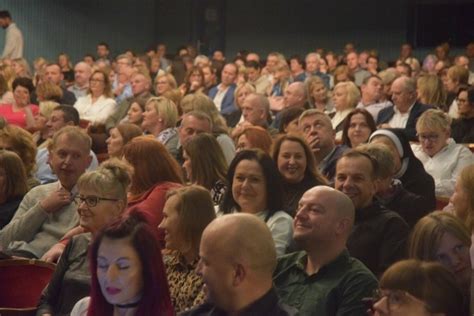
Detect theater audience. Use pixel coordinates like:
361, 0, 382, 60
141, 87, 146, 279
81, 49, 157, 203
370, 128, 436, 215
159, 186, 216, 313
208, 63, 238, 115
446, 65, 470, 118
37, 159, 131, 315
341, 108, 377, 148
412, 109, 474, 197
183, 213, 297, 316
124, 95, 148, 126
278, 107, 304, 135
70, 213, 174, 316
274, 186, 378, 315
356, 75, 392, 121
449, 164, 474, 227
331, 81, 360, 140
335, 149, 409, 276
370, 259, 466, 316
182, 133, 227, 205
33, 100, 59, 147
0, 77, 38, 130
180, 66, 205, 95
105, 123, 142, 158
74, 69, 116, 126
0, 126, 91, 259
220, 149, 293, 256
416, 74, 447, 109
224, 82, 255, 128
272, 134, 327, 215
154, 73, 178, 97
43, 63, 77, 105
409, 211, 471, 299
68, 62, 92, 99
0, 150, 28, 229
305, 76, 334, 115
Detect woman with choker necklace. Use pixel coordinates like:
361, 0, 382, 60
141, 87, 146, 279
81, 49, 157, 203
272, 134, 328, 216
71, 212, 174, 316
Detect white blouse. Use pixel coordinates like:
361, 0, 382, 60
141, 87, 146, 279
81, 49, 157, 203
74, 94, 117, 125
412, 139, 474, 197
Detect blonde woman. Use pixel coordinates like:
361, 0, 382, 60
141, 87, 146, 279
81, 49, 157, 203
331, 81, 361, 140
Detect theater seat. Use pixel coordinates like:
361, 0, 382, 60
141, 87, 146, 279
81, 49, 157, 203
0, 259, 55, 313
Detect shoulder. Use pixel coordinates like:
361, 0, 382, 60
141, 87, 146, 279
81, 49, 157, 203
70, 296, 90, 316
25, 182, 58, 196
275, 251, 305, 275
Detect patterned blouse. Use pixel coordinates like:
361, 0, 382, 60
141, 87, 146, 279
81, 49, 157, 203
163, 251, 205, 313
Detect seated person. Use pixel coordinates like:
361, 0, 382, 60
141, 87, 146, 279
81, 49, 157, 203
411, 109, 474, 197
159, 185, 216, 313
335, 150, 409, 276
183, 213, 297, 316
37, 159, 130, 315
35, 105, 98, 184
0, 126, 92, 259
451, 87, 474, 143
274, 186, 378, 315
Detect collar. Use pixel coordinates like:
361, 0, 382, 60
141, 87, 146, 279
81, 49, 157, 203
355, 200, 385, 222
294, 249, 350, 276
394, 101, 415, 115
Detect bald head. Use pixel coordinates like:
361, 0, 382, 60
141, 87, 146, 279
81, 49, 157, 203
284, 82, 306, 108
74, 62, 92, 87
202, 213, 276, 274
309, 186, 355, 223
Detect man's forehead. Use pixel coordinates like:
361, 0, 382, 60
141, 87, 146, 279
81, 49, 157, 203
301, 115, 330, 126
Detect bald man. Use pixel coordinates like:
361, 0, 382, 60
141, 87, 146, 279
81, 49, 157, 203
184, 213, 297, 315
68, 62, 92, 99
271, 82, 309, 130
274, 186, 378, 315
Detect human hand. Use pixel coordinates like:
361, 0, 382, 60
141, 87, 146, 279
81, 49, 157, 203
41, 243, 66, 263
40, 187, 73, 214
306, 134, 321, 153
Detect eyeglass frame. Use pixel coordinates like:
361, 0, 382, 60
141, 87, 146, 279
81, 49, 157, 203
73, 195, 120, 208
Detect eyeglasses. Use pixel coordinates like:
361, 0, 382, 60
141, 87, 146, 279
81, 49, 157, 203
417, 133, 440, 142
73, 195, 119, 208
366, 289, 430, 313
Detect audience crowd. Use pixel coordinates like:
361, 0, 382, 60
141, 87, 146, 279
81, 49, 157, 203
1, 23, 474, 315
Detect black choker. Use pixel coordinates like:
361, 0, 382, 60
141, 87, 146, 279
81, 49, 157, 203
115, 301, 140, 308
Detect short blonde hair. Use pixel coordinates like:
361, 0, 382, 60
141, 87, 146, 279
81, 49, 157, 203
333, 81, 361, 108
146, 96, 178, 129
416, 109, 451, 133
39, 101, 60, 120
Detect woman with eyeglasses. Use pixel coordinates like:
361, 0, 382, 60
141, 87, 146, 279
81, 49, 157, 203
451, 87, 474, 144
369, 259, 466, 316
73, 69, 116, 126
408, 211, 471, 298
411, 109, 474, 197
36, 158, 131, 316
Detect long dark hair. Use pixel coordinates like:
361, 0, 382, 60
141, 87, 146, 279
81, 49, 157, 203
220, 149, 284, 221
87, 212, 174, 316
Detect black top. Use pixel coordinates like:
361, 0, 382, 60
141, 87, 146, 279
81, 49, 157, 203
180, 288, 298, 316
0, 197, 22, 229
451, 117, 474, 144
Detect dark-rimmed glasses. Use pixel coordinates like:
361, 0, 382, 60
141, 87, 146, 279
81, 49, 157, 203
73, 195, 119, 208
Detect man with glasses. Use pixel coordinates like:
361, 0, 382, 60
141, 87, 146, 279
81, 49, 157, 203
273, 186, 378, 315
0, 126, 92, 259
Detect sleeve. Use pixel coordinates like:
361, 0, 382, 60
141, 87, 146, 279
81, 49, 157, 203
436, 147, 474, 197
92, 98, 117, 125
336, 271, 378, 316
36, 238, 75, 314
2, 28, 17, 58
0, 189, 49, 250
216, 134, 236, 165
378, 216, 409, 276
267, 212, 293, 257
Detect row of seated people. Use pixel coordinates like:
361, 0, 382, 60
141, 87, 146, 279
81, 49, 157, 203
0, 113, 473, 314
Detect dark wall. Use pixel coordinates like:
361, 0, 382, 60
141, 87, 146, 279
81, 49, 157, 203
0, 0, 468, 65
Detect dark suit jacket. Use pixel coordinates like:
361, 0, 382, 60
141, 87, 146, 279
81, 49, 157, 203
376, 102, 432, 141
208, 83, 237, 115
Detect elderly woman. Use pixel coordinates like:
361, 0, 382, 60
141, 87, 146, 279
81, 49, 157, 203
370, 259, 465, 316
451, 87, 474, 143
141, 96, 179, 155
409, 211, 471, 298
0, 77, 38, 131
0, 150, 28, 229
159, 185, 216, 312
73, 69, 116, 125
272, 134, 327, 215
411, 109, 474, 197
70, 213, 174, 316
183, 133, 227, 205
0, 124, 38, 188
105, 123, 143, 158
331, 81, 361, 140
220, 149, 293, 256
37, 159, 131, 315
305, 75, 334, 115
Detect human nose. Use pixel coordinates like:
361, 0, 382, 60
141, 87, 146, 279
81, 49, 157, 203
372, 296, 389, 315
106, 264, 119, 282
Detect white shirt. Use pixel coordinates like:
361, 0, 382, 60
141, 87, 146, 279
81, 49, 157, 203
356, 100, 392, 122
412, 139, 474, 197
448, 99, 459, 119
212, 84, 229, 112
388, 103, 414, 128
74, 94, 117, 125
2, 23, 23, 59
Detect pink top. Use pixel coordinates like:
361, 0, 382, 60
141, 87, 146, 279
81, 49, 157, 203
0, 104, 39, 129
